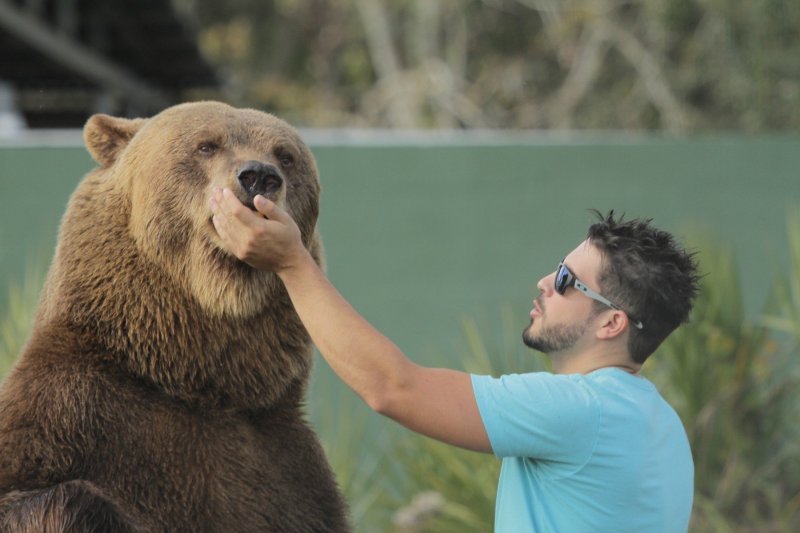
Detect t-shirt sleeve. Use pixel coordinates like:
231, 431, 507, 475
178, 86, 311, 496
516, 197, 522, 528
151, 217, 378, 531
471, 372, 599, 463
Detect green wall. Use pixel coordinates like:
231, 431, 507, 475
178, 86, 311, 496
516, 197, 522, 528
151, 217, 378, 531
1, 135, 799, 365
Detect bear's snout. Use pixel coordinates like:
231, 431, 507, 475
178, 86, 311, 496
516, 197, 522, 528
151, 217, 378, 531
237, 161, 284, 208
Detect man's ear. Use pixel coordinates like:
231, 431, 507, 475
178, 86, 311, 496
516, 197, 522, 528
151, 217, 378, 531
595, 310, 630, 340
83, 114, 147, 167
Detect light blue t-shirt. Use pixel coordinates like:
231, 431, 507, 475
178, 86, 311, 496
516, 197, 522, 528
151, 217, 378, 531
471, 368, 693, 533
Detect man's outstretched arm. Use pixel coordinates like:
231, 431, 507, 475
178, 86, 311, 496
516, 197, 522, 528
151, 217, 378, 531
209, 188, 492, 453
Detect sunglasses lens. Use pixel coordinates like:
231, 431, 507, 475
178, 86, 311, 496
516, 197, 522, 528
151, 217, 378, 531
555, 263, 570, 294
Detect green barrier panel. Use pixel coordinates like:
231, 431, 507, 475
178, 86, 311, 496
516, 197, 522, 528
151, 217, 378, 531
1, 136, 799, 364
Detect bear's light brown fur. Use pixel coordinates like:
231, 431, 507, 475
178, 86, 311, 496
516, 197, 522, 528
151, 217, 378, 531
0, 101, 349, 532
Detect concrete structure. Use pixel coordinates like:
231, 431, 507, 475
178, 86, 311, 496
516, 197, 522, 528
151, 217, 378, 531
0, 0, 217, 128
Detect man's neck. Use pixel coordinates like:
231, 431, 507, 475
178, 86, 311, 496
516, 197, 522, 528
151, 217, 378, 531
549, 349, 641, 375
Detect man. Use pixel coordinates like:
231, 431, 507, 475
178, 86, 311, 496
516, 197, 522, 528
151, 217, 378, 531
209, 188, 699, 532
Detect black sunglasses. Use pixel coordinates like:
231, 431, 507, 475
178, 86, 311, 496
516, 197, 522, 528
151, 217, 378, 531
555, 261, 644, 330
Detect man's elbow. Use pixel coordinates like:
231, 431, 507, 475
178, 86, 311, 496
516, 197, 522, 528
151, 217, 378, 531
363, 368, 415, 419
364, 392, 391, 416
363, 384, 402, 417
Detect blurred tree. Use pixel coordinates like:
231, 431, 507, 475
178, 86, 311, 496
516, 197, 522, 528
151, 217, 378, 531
172, 0, 800, 129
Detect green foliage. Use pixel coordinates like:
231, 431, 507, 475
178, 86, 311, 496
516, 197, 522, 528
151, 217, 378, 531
0, 263, 44, 377
644, 225, 800, 531
177, 0, 800, 131
762, 209, 800, 344
309, 367, 404, 530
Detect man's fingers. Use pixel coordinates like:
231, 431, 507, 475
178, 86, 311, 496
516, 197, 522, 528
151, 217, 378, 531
254, 195, 292, 224
210, 189, 254, 250
210, 188, 289, 226
218, 188, 258, 221
210, 213, 225, 238
210, 213, 236, 253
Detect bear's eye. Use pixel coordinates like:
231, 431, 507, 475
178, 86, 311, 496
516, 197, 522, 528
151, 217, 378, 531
277, 151, 294, 168
197, 142, 219, 155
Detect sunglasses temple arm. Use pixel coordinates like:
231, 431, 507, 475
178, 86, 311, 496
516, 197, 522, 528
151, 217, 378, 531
574, 280, 643, 330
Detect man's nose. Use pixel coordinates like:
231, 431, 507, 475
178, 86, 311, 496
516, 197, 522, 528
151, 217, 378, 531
536, 271, 555, 295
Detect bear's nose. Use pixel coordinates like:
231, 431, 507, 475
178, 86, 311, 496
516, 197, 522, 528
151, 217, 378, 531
236, 161, 283, 204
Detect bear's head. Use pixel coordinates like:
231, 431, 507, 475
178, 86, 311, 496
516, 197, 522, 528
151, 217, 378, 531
27, 102, 326, 406
82, 101, 322, 317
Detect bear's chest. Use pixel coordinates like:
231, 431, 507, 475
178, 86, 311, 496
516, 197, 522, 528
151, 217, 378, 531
90, 394, 342, 531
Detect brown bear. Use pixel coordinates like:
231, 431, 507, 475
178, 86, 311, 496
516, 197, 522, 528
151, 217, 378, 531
0, 101, 350, 532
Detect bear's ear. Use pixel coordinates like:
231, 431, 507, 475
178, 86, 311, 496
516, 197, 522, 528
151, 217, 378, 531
83, 114, 147, 167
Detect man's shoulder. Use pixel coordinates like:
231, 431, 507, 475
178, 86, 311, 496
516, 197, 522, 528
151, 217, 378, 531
472, 371, 602, 426
473, 371, 598, 399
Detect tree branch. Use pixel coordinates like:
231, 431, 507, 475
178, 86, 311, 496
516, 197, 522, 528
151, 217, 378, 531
601, 17, 691, 132
354, 0, 417, 127
544, 23, 610, 128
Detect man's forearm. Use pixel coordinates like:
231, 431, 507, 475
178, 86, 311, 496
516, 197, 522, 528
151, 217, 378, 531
278, 251, 414, 413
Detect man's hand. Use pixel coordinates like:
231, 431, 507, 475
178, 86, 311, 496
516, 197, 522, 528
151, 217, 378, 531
209, 187, 309, 274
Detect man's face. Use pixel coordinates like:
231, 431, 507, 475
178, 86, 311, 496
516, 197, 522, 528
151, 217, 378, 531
522, 240, 603, 354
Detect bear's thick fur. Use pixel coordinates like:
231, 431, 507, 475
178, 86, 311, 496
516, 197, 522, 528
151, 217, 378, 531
0, 102, 349, 532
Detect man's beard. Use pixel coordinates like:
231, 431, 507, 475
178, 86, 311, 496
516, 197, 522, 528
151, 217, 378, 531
522, 317, 590, 354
